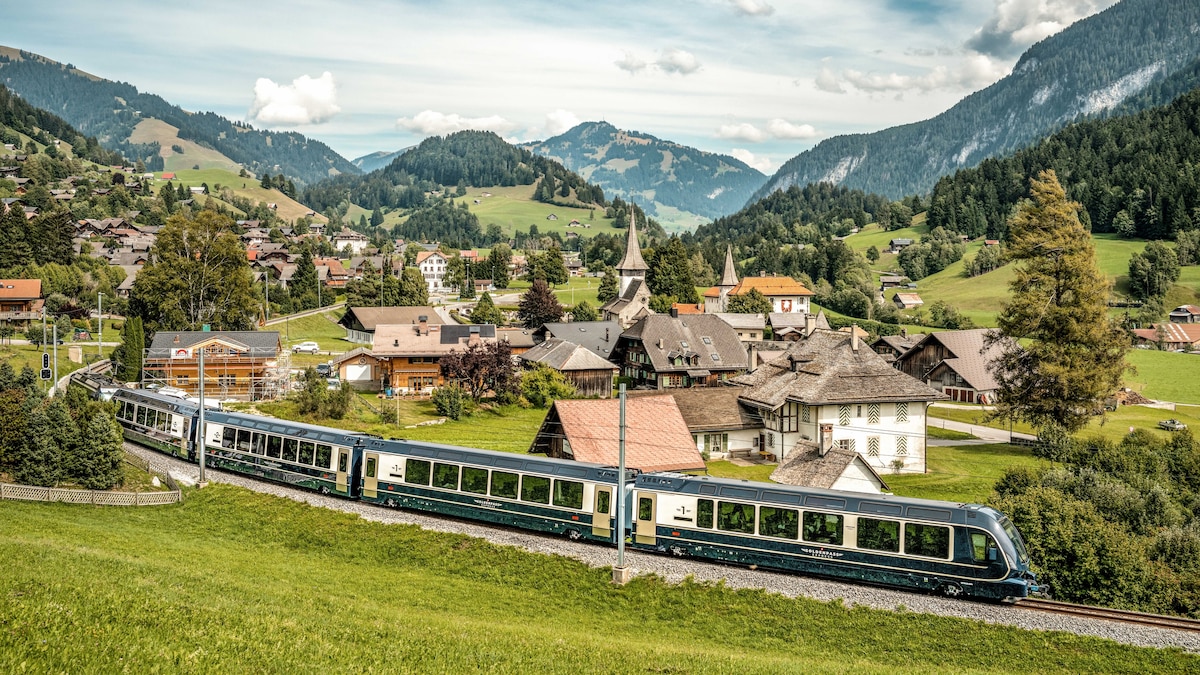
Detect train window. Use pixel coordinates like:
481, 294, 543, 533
461, 467, 488, 494
802, 512, 844, 546
521, 475, 551, 504
433, 463, 460, 490
237, 429, 252, 453
490, 471, 519, 499
717, 502, 755, 534
338, 452, 348, 473
298, 441, 315, 465
251, 433, 266, 455
596, 490, 611, 516
266, 435, 282, 459
759, 507, 799, 540
970, 532, 997, 563
904, 523, 950, 559
222, 427, 236, 449
552, 480, 583, 509
697, 499, 714, 528
159, 413, 170, 432
365, 457, 377, 479
316, 445, 332, 468
856, 518, 900, 552
283, 438, 299, 463
136, 406, 147, 426
405, 459, 431, 486
638, 497, 653, 521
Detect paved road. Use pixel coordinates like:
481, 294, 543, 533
927, 410, 1037, 445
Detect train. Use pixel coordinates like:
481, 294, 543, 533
111, 386, 1041, 601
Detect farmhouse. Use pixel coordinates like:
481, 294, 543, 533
1132, 323, 1200, 351
338, 306, 445, 345
0, 278, 43, 326
534, 321, 623, 361
371, 321, 498, 393
613, 312, 748, 389
1169, 305, 1200, 324
895, 329, 1014, 404
892, 292, 924, 310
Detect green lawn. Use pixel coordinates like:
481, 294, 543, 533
456, 185, 624, 239
887, 443, 1048, 503
844, 220, 929, 254
928, 402, 1200, 444
2, 487, 1188, 673
0, 341, 115, 380
275, 309, 363, 354
503, 276, 604, 308
1125, 349, 1200, 403
704, 460, 777, 483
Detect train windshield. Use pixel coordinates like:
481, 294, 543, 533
998, 516, 1030, 565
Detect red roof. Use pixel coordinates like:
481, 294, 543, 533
671, 303, 704, 315
161, 172, 176, 180
545, 396, 704, 472
0, 279, 42, 300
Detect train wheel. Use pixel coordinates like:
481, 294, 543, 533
319, 486, 330, 496
939, 582, 963, 598
567, 528, 583, 541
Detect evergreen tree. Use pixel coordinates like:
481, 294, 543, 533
489, 243, 512, 289
1128, 241, 1180, 302
290, 248, 321, 311
115, 317, 144, 383
989, 171, 1128, 432
370, 207, 384, 228
517, 279, 563, 328
570, 300, 598, 322
460, 259, 476, 300
541, 245, 569, 285
597, 267, 618, 303
397, 267, 429, 306
260, 173, 273, 190
73, 412, 124, 490
14, 405, 61, 487
470, 292, 503, 325
381, 266, 401, 306
646, 236, 699, 303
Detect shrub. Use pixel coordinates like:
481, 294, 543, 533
432, 383, 470, 420
522, 365, 576, 408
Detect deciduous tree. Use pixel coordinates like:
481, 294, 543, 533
439, 341, 517, 402
726, 288, 772, 314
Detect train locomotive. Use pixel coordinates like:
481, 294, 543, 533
112, 387, 1040, 601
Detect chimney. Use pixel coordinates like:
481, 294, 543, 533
418, 315, 428, 335
468, 325, 481, 346
819, 423, 833, 457
851, 324, 860, 352
900, 327, 907, 338
657, 338, 664, 349
604, 327, 610, 342
804, 313, 816, 338
670, 307, 679, 318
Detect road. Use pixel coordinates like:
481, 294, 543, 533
926, 406, 1038, 445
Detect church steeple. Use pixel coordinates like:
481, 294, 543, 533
617, 209, 648, 296
719, 244, 738, 288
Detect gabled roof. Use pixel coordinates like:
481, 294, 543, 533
871, 333, 925, 357
416, 250, 447, 265
770, 442, 888, 491
656, 387, 760, 432
314, 257, 347, 277
340, 306, 444, 332
537, 396, 704, 472
894, 292, 923, 306
1170, 305, 1200, 316
732, 328, 945, 408
898, 329, 1013, 392
600, 277, 650, 315
331, 346, 379, 366
708, 275, 814, 298
0, 279, 41, 299
768, 311, 829, 332
1133, 323, 1200, 345
520, 338, 619, 372
372, 323, 497, 356
496, 327, 537, 349
620, 314, 748, 373
713, 312, 765, 331
147, 331, 280, 357
536, 321, 623, 359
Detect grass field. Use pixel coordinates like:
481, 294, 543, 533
704, 460, 777, 483
274, 308, 361, 353
928, 402, 1200, 444
1125, 349, 1200, 403
887, 443, 1048, 503
3, 487, 1190, 673
456, 185, 623, 238
500, 276, 604, 309
0, 341, 115, 380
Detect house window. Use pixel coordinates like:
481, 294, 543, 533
766, 432, 775, 449
897, 436, 908, 456
896, 402, 909, 424
782, 402, 799, 433
856, 405, 862, 417
867, 403, 880, 424
835, 438, 855, 453
838, 405, 850, 426
705, 433, 728, 454
867, 436, 880, 457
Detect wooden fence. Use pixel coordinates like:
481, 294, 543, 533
0, 483, 181, 505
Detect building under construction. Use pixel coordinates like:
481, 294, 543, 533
141, 330, 289, 401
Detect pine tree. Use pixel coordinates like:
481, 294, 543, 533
290, 248, 320, 311
73, 412, 124, 490
517, 279, 563, 329
597, 267, 618, 303
15, 405, 61, 487
646, 236, 699, 303
470, 292, 503, 325
989, 171, 1128, 432
570, 300, 598, 322
397, 267, 429, 306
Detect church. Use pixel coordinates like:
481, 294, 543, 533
600, 212, 653, 328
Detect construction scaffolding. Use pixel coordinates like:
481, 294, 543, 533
141, 349, 291, 401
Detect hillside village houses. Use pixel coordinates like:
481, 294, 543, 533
703, 245, 815, 315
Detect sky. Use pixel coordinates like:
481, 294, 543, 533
3, 0, 1118, 174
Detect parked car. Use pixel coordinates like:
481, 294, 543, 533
315, 362, 332, 377
292, 341, 320, 354
325, 377, 342, 391
1158, 419, 1188, 431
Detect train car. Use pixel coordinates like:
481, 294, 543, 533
356, 437, 635, 544
113, 389, 199, 460
629, 473, 1038, 600
198, 410, 371, 498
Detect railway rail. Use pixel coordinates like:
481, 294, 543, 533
1015, 597, 1200, 634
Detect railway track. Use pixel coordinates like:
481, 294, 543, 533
1015, 597, 1200, 633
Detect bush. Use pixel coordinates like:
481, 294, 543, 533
522, 365, 576, 408
432, 383, 470, 420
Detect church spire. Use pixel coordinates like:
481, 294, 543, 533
719, 244, 738, 288
617, 209, 648, 273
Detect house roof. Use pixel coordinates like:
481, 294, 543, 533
894, 292, 923, 306
496, 327, 537, 349
540, 396, 704, 472
147, 331, 280, 358
314, 257, 347, 277
620, 314, 748, 373
731, 276, 814, 297
536, 321, 623, 359
768, 311, 829, 332
1170, 305, 1200, 316
372, 323, 497, 356
871, 333, 925, 357
520, 338, 619, 372
713, 312, 765, 331
601, 277, 650, 315
769, 442, 888, 491
1134, 323, 1200, 345
900, 329, 1013, 392
0, 278, 42, 300
732, 328, 946, 408
416, 250, 446, 265
331, 346, 379, 367
652, 387, 760, 432
340, 306, 444, 332
671, 303, 704, 315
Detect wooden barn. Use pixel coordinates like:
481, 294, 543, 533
519, 338, 618, 398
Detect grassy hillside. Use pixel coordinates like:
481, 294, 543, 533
1, 487, 1191, 673
456, 185, 622, 238
148, 166, 325, 224
129, 118, 239, 172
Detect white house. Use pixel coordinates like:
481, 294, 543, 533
416, 250, 449, 293
332, 228, 370, 256
730, 328, 946, 474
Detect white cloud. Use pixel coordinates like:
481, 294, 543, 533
820, 54, 1010, 95
730, 0, 774, 17
657, 48, 700, 75
716, 122, 766, 142
396, 110, 517, 135
248, 72, 340, 126
766, 118, 817, 139
615, 51, 647, 74
730, 148, 775, 173
544, 109, 581, 136
966, 0, 1119, 58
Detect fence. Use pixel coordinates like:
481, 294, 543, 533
0, 483, 181, 506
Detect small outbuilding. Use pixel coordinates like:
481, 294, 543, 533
519, 338, 618, 398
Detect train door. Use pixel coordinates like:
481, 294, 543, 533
635, 491, 657, 545
592, 486, 613, 539
363, 452, 379, 499
180, 418, 191, 460
336, 448, 350, 494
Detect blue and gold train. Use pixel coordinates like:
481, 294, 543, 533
113, 387, 1041, 601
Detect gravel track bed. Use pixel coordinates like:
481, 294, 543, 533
127, 444, 1200, 654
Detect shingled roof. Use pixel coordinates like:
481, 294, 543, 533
650, 387, 760, 433
536, 321, 623, 359
620, 314, 748, 374
732, 328, 945, 409
769, 442, 888, 491
531, 396, 704, 473
147, 331, 280, 358
340, 306, 444, 332
520, 338, 618, 372
903, 329, 1013, 392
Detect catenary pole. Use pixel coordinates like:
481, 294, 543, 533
97, 292, 104, 361
614, 383, 627, 583
198, 347, 206, 485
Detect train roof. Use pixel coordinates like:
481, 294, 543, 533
636, 473, 1000, 526
205, 409, 370, 447
362, 436, 631, 484
113, 388, 200, 415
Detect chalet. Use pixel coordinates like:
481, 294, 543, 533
731, 328, 946, 474
416, 251, 450, 293
529, 396, 704, 473
143, 331, 284, 401
893, 292, 924, 310
473, 279, 495, 294
160, 172, 176, 180
519, 338, 619, 398
189, 186, 206, 195
0, 279, 43, 326
116, 265, 141, 298
870, 330, 925, 364
338, 306, 445, 344
314, 258, 349, 288
1169, 305, 1200, 324
600, 214, 653, 328
879, 275, 905, 290
614, 312, 748, 389
1132, 323, 1200, 351
535, 321, 623, 362
371, 321, 498, 393
895, 329, 1014, 404
332, 228, 369, 255
984, 239, 1000, 247
496, 327, 537, 355
348, 255, 403, 277
332, 347, 387, 391
888, 238, 914, 253
664, 387, 761, 460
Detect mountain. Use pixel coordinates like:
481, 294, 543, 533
0, 46, 359, 185
0, 83, 122, 166
352, 148, 408, 173
754, 0, 1200, 202
523, 121, 766, 226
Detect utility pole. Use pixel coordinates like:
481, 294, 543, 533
613, 383, 630, 585
198, 347, 206, 486
97, 292, 104, 361
52, 324, 57, 395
